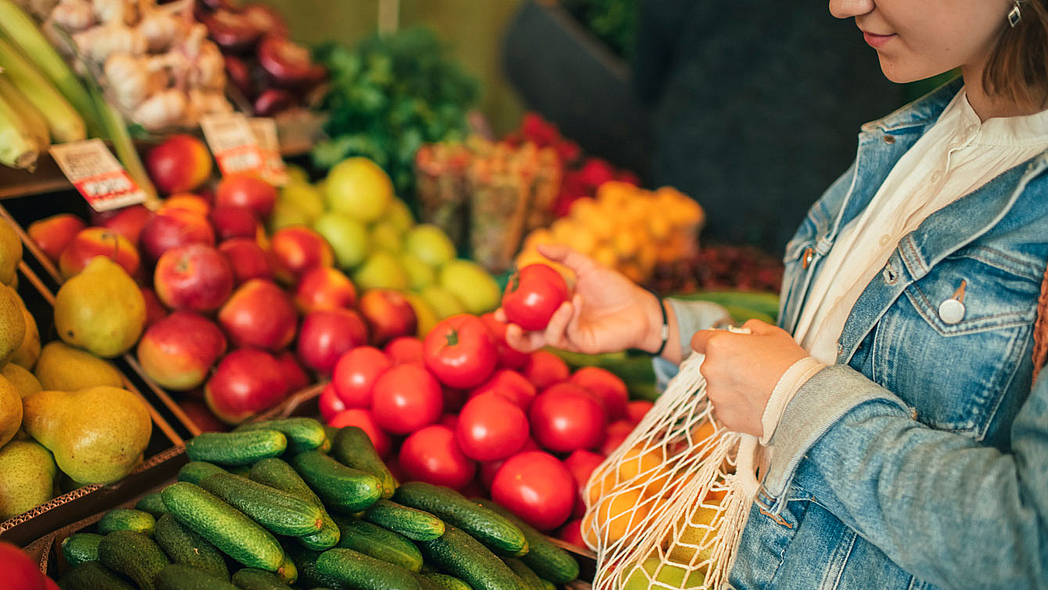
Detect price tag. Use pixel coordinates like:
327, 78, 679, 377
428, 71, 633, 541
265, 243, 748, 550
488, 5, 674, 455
200, 113, 265, 177
249, 117, 288, 186
50, 140, 147, 212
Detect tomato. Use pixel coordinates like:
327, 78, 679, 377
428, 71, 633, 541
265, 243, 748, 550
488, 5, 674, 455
600, 420, 635, 456
478, 438, 539, 489
423, 314, 497, 389
557, 518, 587, 550
480, 312, 530, 369
469, 369, 537, 411
523, 350, 570, 390
442, 386, 467, 413
490, 451, 575, 531
371, 363, 443, 435
384, 336, 424, 364
501, 264, 570, 331
529, 383, 606, 453
456, 393, 530, 462
398, 425, 476, 490
438, 413, 459, 430
0, 542, 49, 590
332, 346, 393, 408
627, 400, 654, 424
564, 449, 605, 517
318, 383, 346, 422
569, 367, 629, 422
328, 408, 393, 458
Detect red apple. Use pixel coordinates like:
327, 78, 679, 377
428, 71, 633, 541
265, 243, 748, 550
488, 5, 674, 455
27, 213, 85, 262
358, 289, 417, 348
328, 408, 392, 458
179, 399, 228, 433
140, 287, 168, 328
215, 173, 277, 218
137, 311, 228, 390
318, 382, 345, 422
217, 237, 273, 284
97, 204, 151, 245
294, 267, 357, 313
384, 336, 423, 364
147, 134, 213, 194
58, 227, 140, 278
332, 346, 392, 407
205, 348, 289, 424
296, 308, 368, 374
275, 350, 310, 392
269, 226, 334, 283
154, 244, 234, 312
139, 208, 215, 262
218, 279, 297, 350
209, 205, 259, 241
161, 193, 211, 217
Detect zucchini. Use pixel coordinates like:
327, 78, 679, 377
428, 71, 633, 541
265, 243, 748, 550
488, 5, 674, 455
97, 530, 170, 590
231, 568, 292, 590
290, 451, 381, 513
332, 514, 423, 572
58, 561, 134, 590
61, 532, 102, 567
185, 431, 288, 466
332, 426, 397, 499
98, 508, 156, 536
362, 499, 445, 541
315, 548, 422, 590
236, 418, 326, 454
179, 461, 229, 485
416, 526, 525, 590
199, 472, 325, 536
475, 499, 579, 583
394, 483, 526, 556
161, 482, 285, 571
155, 564, 239, 590
136, 492, 168, 518
154, 513, 229, 579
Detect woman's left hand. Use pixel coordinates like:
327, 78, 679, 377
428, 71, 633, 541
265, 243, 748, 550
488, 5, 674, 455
690, 319, 808, 437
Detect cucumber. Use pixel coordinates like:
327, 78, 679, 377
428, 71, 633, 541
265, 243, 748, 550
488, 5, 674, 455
332, 514, 424, 572
299, 516, 341, 551
97, 530, 170, 590
248, 457, 341, 549
62, 532, 103, 567
277, 554, 298, 585
315, 548, 422, 590
394, 483, 526, 556
332, 426, 397, 499
155, 564, 239, 590
199, 472, 324, 536
416, 526, 525, 590
421, 573, 472, 590
98, 508, 156, 536
179, 461, 229, 485
503, 558, 544, 590
290, 451, 381, 513
236, 418, 326, 454
231, 568, 292, 590
161, 482, 285, 571
154, 513, 230, 579
282, 544, 345, 590
475, 499, 579, 583
58, 561, 134, 590
136, 492, 168, 518
185, 431, 288, 466
362, 499, 445, 541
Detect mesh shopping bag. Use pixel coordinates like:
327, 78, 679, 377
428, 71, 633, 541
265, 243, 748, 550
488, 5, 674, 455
582, 347, 764, 589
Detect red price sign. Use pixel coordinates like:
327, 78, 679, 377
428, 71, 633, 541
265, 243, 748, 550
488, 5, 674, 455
200, 114, 266, 178
50, 140, 146, 212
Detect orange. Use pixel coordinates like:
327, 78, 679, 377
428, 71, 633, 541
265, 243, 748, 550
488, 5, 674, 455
593, 489, 651, 545
596, 181, 637, 206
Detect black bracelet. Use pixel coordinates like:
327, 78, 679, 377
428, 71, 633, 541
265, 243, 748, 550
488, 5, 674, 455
651, 296, 669, 357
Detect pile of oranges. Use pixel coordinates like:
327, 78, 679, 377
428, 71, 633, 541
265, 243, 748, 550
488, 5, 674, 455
515, 182, 704, 284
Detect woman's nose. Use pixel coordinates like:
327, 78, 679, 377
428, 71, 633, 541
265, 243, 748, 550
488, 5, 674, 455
828, 0, 874, 19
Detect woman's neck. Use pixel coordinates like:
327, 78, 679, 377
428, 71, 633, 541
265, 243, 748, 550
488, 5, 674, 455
962, 64, 1044, 121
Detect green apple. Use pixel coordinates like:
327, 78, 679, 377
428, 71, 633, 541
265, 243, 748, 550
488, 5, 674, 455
353, 252, 409, 290
324, 157, 393, 223
385, 198, 415, 233
280, 182, 325, 222
439, 260, 500, 315
401, 253, 436, 290
369, 221, 403, 254
314, 213, 369, 270
269, 199, 312, 232
419, 285, 466, 319
405, 224, 456, 268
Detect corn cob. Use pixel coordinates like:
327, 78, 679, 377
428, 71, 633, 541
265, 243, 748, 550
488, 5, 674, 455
0, 74, 40, 168
0, 35, 84, 142
0, 69, 48, 149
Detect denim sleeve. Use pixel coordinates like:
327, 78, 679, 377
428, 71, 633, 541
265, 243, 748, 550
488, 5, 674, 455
651, 299, 732, 388
765, 364, 1048, 590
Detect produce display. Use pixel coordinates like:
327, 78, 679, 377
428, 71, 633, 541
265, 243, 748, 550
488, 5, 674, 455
53, 419, 581, 590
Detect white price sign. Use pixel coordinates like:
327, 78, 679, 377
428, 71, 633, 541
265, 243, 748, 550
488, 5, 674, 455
200, 113, 266, 177
50, 140, 147, 212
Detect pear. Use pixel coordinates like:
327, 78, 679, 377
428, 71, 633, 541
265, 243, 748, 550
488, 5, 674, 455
0, 286, 25, 367
54, 257, 145, 358
1, 363, 41, 397
22, 386, 151, 484
9, 291, 39, 369
0, 375, 21, 447
0, 218, 22, 286
0, 441, 56, 520
34, 341, 123, 391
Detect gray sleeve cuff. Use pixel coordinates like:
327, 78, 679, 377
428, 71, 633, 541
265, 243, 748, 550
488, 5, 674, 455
764, 364, 910, 497
664, 298, 732, 361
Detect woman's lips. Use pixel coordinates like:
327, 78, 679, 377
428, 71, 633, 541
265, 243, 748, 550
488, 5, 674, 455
863, 31, 895, 48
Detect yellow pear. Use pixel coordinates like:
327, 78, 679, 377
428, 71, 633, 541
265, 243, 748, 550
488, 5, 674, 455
0, 286, 25, 366
9, 292, 39, 369
0, 441, 55, 520
53, 257, 145, 358
0, 375, 21, 447
0, 218, 21, 286
34, 341, 123, 391
1, 363, 41, 397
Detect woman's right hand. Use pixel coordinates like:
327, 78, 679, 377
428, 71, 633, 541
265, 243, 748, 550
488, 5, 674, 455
498, 244, 668, 357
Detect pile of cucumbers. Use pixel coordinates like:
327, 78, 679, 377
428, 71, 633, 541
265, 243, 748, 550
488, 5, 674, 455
57, 417, 581, 590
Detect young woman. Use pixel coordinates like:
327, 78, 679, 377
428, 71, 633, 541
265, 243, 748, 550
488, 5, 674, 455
502, 1, 1048, 588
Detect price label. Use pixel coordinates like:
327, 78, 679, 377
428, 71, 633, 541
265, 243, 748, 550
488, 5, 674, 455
200, 113, 266, 177
50, 140, 147, 212
249, 117, 288, 186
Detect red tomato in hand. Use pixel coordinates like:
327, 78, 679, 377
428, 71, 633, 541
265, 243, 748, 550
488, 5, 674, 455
384, 336, 424, 364
332, 346, 393, 408
564, 449, 605, 517
480, 312, 530, 369
529, 383, 606, 453
456, 393, 530, 462
318, 383, 346, 422
469, 369, 537, 411
569, 367, 629, 422
328, 408, 392, 458
371, 363, 443, 435
423, 314, 497, 389
501, 264, 570, 331
398, 425, 476, 490
491, 451, 575, 531
523, 350, 570, 390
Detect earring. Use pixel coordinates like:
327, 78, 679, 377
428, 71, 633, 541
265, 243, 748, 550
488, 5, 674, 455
1009, 0, 1023, 28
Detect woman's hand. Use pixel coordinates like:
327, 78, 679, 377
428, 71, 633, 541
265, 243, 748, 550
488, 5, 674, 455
690, 319, 808, 437
498, 244, 666, 357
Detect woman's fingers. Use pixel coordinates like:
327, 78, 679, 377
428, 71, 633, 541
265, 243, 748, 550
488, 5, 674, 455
537, 243, 596, 275
741, 318, 776, 334
504, 322, 546, 353
543, 299, 576, 349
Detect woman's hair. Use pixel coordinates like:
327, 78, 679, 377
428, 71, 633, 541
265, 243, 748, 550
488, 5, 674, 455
983, 0, 1048, 109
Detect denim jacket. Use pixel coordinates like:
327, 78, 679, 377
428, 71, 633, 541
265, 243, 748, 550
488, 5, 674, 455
667, 79, 1048, 589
